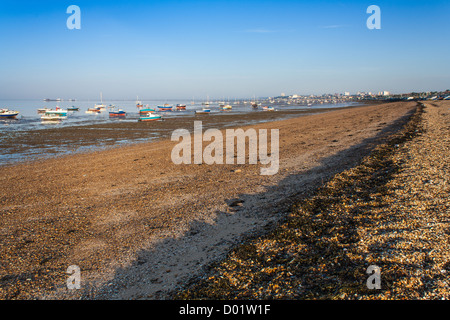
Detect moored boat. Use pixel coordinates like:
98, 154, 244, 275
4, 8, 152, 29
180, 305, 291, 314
195, 108, 211, 114
94, 92, 106, 111
158, 104, 173, 111
138, 113, 162, 122
221, 104, 232, 110
94, 103, 106, 111
176, 104, 187, 111
0, 109, 19, 119
67, 106, 79, 111
109, 109, 126, 117
86, 107, 101, 114
139, 107, 156, 114
37, 107, 51, 114
41, 109, 68, 121
136, 96, 143, 108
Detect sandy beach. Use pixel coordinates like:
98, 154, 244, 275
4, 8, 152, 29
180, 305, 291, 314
0, 101, 418, 299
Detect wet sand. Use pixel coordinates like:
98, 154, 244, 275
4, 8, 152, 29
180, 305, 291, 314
0, 101, 417, 299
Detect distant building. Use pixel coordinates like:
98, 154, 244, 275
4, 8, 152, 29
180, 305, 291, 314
281, 93, 286, 97
344, 92, 350, 96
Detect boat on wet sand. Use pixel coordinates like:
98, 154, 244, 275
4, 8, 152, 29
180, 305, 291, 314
138, 113, 162, 122
176, 104, 187, 111
0, 109, 19, 119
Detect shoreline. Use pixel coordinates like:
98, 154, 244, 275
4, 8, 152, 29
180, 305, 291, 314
0, 104, 367, 168
0, 101, 418, 299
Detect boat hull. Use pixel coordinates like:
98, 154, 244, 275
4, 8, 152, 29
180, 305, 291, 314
139, 117, 162, 121
41, 116, 67, 121
196, 110, 211, 114
0, 113, 19, 119
86, 108, 101, 114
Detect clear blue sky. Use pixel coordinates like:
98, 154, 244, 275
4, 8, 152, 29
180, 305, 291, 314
0, 0, 449, 100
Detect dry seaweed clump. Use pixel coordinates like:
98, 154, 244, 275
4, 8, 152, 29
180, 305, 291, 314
177, 101, 450, 300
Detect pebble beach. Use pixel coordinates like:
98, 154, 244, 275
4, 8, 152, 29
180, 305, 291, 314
178, 100, 450, 300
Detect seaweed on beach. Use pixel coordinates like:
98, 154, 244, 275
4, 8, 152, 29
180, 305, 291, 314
176, 103, 429, 300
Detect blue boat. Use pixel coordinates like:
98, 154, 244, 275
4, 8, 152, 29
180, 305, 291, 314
158, 105, 173, 111
195, 108, 211, 114
0, 108, 19, 119
109, 109, 126, 117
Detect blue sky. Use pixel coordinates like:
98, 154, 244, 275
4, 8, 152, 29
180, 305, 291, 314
0, 0, 449, 100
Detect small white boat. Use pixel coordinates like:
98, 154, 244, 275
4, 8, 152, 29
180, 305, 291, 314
138, 113, 162, 122
41, 108, 68, 121
0, 108, 19, 119
93, 92, 107, 111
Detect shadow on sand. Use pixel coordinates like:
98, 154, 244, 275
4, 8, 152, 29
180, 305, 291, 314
88, 105, 418, 299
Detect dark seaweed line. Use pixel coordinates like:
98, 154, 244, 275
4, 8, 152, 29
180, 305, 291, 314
175, 103, 424, 300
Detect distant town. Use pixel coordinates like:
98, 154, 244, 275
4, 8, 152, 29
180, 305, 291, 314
197, 89, 450, 106
255, 89, 450, 106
